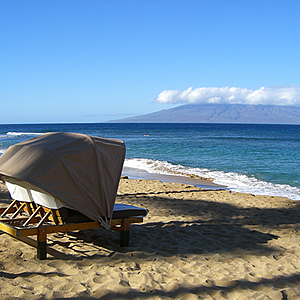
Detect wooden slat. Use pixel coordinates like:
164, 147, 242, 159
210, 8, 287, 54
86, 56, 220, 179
0, 221, 19, 236
25, 202, 33, 215
23, 206, 43, 227
36, 210, 51, 227
50, 209, 60, 225
0, 221, 39, 237
0, 216, 40, 225
11, 202, 26, 219
0, 200, 18, 217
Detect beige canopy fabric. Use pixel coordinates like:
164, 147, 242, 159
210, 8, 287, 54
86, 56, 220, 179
0, 132, 126, 221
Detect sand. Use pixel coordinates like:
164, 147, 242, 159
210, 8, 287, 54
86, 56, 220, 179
1, 177, 300, 299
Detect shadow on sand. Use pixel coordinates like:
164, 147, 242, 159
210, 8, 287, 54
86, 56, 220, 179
46, 191, 300, 260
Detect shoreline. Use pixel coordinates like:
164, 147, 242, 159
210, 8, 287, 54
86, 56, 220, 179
123, 164, 300, 201
122, 166, 227, 190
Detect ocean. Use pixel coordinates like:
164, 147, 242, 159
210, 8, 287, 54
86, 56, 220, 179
0, 123, 299, 200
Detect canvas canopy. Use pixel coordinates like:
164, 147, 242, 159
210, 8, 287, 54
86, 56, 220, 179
0, 132, 126, 222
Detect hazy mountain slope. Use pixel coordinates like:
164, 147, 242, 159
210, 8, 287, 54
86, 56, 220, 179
109, 104, 300, 124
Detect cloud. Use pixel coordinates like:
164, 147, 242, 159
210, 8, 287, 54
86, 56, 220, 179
156, 86, 300, 106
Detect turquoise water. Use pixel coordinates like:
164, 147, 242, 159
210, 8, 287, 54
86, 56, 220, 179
0, 123, 299, 200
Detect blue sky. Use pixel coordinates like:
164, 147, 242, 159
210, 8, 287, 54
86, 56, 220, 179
1, 0, 300, 123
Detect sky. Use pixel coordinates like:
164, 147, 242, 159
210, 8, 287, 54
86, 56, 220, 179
1, 0, 300, 123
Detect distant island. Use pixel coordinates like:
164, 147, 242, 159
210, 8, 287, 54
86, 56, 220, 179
109, 104, 300, 124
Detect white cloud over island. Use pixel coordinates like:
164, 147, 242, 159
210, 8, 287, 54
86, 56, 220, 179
156, 86, 300, 106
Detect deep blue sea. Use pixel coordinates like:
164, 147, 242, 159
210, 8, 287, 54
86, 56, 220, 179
0, 123, 299, 200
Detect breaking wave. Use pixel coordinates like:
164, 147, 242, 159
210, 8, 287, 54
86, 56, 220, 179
124, 158, 300, 201
6, 132, 43, 136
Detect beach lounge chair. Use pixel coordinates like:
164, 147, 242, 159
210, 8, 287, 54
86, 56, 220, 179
0, 132, 147, 259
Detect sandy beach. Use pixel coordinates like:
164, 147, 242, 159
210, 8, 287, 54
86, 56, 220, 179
1, 176, 300, 299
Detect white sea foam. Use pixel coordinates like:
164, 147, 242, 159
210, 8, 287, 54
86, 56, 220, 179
6, 132, 43, 136
124, 158, 300, 201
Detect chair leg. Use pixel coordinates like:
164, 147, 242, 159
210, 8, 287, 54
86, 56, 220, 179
120, 231, 129, 247
120, 219, 129, 247
37, 241, 47, 260
37, 229, 47, 260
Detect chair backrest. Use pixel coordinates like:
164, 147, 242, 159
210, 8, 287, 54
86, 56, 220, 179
4, 176, 65, 209
4, 178, 33, 202
30, 189, 65, 209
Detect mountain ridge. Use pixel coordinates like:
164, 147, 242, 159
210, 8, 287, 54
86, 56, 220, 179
109, 104, 300, 124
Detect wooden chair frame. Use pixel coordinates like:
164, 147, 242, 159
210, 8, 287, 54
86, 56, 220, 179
0, 200, 143, 260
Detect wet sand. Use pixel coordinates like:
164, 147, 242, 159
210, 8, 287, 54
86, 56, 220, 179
1, 178, 300, 299
122, 166, 227, 190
